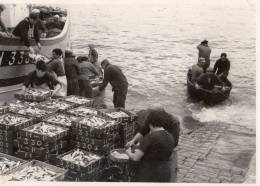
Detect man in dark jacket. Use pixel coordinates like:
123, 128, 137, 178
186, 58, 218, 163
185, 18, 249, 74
213, 53, 230, 82
13, 12, 41, 53
98, 59, 128, 108
197, 40, 211, 68
64, 50, 80, 96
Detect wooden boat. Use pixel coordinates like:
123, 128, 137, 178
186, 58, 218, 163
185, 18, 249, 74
0, 4, 71, 96
187, 69, 232, 104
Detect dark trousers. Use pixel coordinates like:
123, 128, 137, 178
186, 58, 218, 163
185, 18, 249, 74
113, 89, 127, 108
79, 79, 93, 98
67, 78, 79, 96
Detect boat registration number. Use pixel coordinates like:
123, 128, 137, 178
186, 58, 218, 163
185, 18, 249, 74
0, 51, 36, 67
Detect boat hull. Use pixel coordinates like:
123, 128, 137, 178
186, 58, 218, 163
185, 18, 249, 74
187, 69, 232, 104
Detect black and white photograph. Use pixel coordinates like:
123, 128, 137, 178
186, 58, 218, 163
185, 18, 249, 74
0, 0, 256, 184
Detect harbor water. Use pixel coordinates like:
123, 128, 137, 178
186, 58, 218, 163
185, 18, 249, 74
69, 0, 255, 129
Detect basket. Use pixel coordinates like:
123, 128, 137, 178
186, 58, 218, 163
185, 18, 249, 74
5, 160, 67, 181
0, 152, 27, 175
57, 149, 104, 174
19, 122, 69, 142
43, 113, 80, 128
14, 88, 52, 102
37, 99, 75, 113
62, 95, 94, 107
98, 108, 137, 123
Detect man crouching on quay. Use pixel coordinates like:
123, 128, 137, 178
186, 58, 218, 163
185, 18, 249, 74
97, 59, 128, 108
22, 60, 62, 96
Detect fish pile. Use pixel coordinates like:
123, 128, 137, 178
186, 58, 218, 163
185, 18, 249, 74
0, 157, 22, 174
24, 88, 51, 97
68, 107, 97, 116
11, 165, 57, 181
79, 116, 116, 129
45, 114, 78, 127
26, 123, 67, 137
64, 96, 92, 105
0, 114, 30, 126
61, 149, 101, 167
41, 100, 71, 110
110, 150, 129, 160
106, 111, 129, 119
16, 107, 50, 117
29, 53, 49, 63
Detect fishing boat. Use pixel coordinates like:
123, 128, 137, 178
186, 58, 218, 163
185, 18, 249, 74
0, 4, 71, 96
187, 69, 232, 104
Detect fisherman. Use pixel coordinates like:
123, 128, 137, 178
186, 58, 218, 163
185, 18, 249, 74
30, 8, 47, 38
77, 56, 99, 98
46, 14, 64, 37
197, 40, 211, 68
88, 44, 103, 77
47, 48, 67, 96
213, 53, 230, 83
125, 108, 179, 182
190, 57, 206, 83
0, 4, 11, 37
22, 60, 62, 96
64, 50, 80, 96
97, 59, 128, 108
13, 11, 41, 53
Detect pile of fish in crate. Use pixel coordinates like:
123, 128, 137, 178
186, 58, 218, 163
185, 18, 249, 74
0, 88, 137, 181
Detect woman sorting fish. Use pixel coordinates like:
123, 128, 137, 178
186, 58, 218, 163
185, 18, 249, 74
22, 60, 62, 96
125, 109, 178, 182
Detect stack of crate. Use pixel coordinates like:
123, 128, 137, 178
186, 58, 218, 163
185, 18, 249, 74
0, 113, 35, 155
15, 122, 69, 162
70, 115, 120, 155
98, 108, 137, 147
56, 148, 104, 181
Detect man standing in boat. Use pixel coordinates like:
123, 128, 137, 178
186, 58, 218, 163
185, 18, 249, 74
12, 11, 41, 53
97, 59, 128, 108
197, 40, 211, 68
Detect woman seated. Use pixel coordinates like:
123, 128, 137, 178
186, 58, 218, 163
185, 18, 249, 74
22, 60, 62, 96
126, 109, 177, 182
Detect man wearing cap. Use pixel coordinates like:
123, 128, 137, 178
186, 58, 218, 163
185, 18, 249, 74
197, 40, 211, 68
98, 59, 128, 108
213, 53, 230, 82
0, 4, 11, 37
64, 50, 80, 96
13, 11, 41, 53
31, 9, 47, 38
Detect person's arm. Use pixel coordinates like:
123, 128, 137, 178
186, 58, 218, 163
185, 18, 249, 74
125, 132, 143, 148
213, 60, 218, 74
52, 83, 62, 96
99, 68, 110, 91
89, 63, 99, 76
33, 24, 41, 49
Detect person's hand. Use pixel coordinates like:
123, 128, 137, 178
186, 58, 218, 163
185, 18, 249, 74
37, 43, 41, 50
195, 83, 200, 89
125, 139, 135, 148
28, 46, 35, 54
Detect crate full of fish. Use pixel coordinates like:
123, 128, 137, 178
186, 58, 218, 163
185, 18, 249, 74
43, 113, 80, 128
66, 106, 98, 117
8, 100, 37, 113
14, 88, 52, 102
57, 149, 103, 174
98, 108, 137, 123
0, 152, 27, 175
62, 95, 94, 107
12, 106, 56, 121
37, 99, 75, 113
5, 160, 67, 181
0, 113, 35, 131
0, 106, 9, 115
19, 122, 69, 142
71, 115, 119, 138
